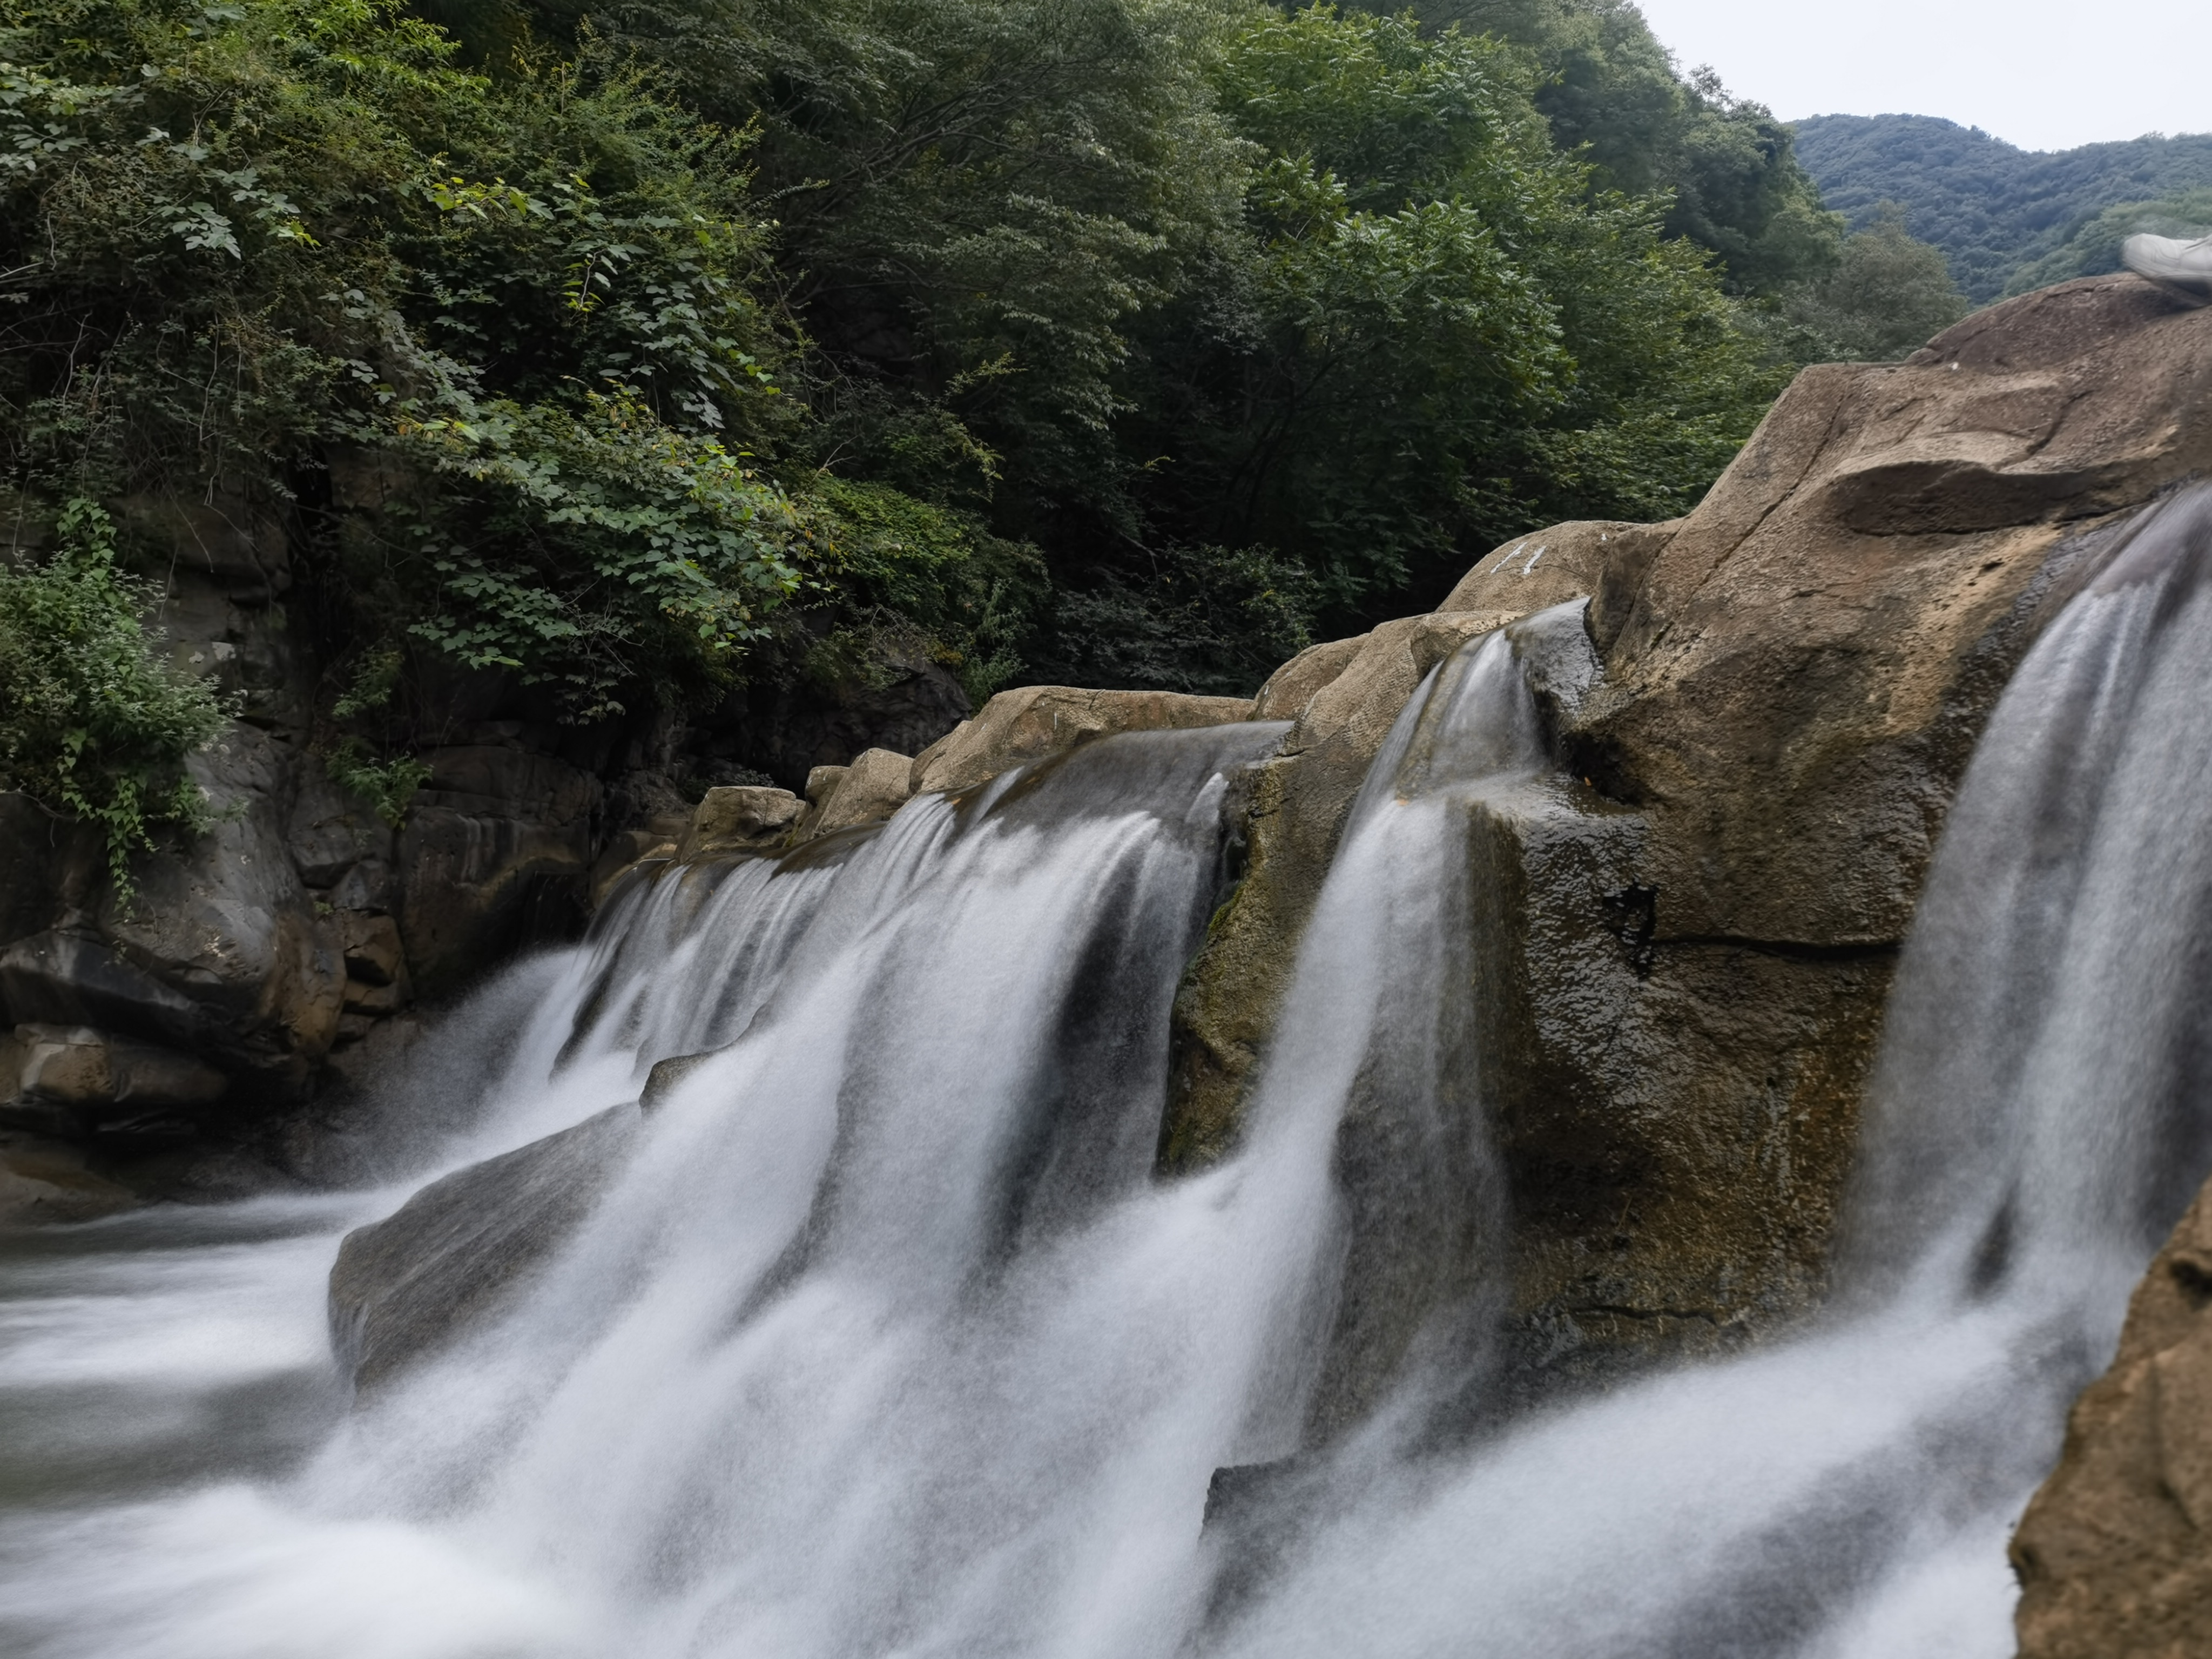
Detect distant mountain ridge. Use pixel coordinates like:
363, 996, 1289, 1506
1793, 114, 2212, 302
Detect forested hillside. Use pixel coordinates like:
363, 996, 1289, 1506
1795, 113, 2212, 302
0, 0, 1957, 837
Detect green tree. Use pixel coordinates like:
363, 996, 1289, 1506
2005, 188, 2212, 296
1785, 202, 1968, 361
554, 0, 1256, 520
0, 0, 817, 726
1385, 0, 1844, 296
1126, 5, 1780, 624
0, 0, 1813, 727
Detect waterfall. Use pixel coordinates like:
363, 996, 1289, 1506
6, 487, 2212, 1659
0, 624, 1553, 1659
1212, 485, 2212, 1658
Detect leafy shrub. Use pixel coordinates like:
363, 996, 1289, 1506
325, 737, 433, 827
387, 390, 812, 718
0, 501, 230, 893
806, 476, 1047, 707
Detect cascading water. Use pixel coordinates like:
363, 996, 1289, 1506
1210, 487, 2212, 1658
0, 639, 1548, 1659
6, 490, 2212, 1658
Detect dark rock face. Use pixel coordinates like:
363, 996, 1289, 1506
329, 1104, 642, 1391
396, 745, 604, 999
0, 1131, 138, 1223
1164, 612, 1511, 1172
0, 467, 970, 1170
0, 794, 86, 946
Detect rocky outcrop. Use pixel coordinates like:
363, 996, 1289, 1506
329, 1104, 643, 1390
805, 747, 915, 838
1168, 274, 2212, 1421
0, 1131, 139, 1223
2014, 1178, 2212, 1657
1165, 610, 1514, 1170
395, 740, 615, 998
0, 721, 352, 1122
911, 686, 1255, 797
678, 785, 805, 858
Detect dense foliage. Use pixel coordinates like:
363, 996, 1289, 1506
0, 0, 827, 731
0, 0, 1970, 826
1411, 0, 1842, 297
1795, 114, 2212, 303
1783, 204, 1966, 361
1121, 6, 1788, 623
0, 501, 231, 891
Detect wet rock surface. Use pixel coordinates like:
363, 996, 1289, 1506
2015, 1180, 2212, 1658
678, 785, 804, 858
804, 746, 915, 838
329, 1104, 643, 1391
0, 1131, 140, 1223
396, 744, 604, 999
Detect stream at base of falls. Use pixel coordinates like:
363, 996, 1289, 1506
11, 490, 2212, 1658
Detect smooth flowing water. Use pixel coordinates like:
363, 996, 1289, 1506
6, 494, 2212, 1658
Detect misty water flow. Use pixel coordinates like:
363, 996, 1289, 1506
5, 492, 2212, 1659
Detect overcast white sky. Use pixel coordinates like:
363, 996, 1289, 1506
1631, 0, 2212, 152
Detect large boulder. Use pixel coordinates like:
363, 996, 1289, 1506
1472, 279, 2212, 1393
0, 1131, 138, 1224
1173, 520, 1675, 1176
1168, 273, 2212, 1424
96, 724, 348, 1090
329, 1104, 642, 1390
11, 1026, 228, 1119
0, 723, 349, 1118
678, 784, 804, 858
911, 686, 1256, 797
2013, 1177, 2212, 1657
1165, 611, 1514, 1170
805, 747, 915, 838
